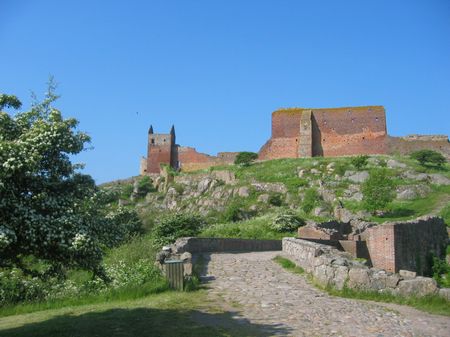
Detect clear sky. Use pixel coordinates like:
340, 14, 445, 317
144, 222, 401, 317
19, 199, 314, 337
1, 0, 449, 183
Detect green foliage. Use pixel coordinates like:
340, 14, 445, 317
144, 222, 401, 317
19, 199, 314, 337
362, 168, 396, 213
137, 176, 155, 196
351, 155, 369, 170
411, 150, 446, 168
268, 193, 283, 206
234, 152, 258, 166
152, 213, 205, 246
440, 203, 450, 227
301, 188, 320, 214
378, 158, 387, 167
270, 211, 304, 232
273, 256, 304, 274
432, 256, 450, 288
0, 94, 22, 110
0, 84, 144, 283
200, 214, 293, 240
220, 198, 256, 223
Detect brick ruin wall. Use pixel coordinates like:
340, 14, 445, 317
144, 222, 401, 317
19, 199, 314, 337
177, 147, 237, 172
259, 106, 388, 160
147, 144, 174, 174
387, 135, 450, 159
367, 217, 448, 274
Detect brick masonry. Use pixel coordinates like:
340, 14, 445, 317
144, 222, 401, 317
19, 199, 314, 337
259, 106, 388, 159
367, 217, 448, 274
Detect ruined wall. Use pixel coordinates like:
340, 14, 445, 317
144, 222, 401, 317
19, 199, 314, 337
367, 217, 448, 274
387, 135, 450, 159
259, 106, 388, 160
178, 146, 217, 172
147, 133, 177, 174
311, 106, 387, 157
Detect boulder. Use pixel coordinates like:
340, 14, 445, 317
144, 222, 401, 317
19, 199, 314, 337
429, 173, 450, 186
347, 171, 369, 183
387, 159, 407, 169
213, 170, 236, 185
333, 266, 349, 290
251, 182, 287, 194
438, 288, 450, 301
237, 186, 250, 197
397, 277, 438, 297
257, 194, 270, 203
313, 206, 331, 218
402, 171, 429, 182
399, 270, 416, 279
348, 267, 371, 290
197, 178, 212, 193
297, 168, 307, 178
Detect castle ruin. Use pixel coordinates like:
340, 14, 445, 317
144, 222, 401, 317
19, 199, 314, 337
141, 105, 449, 174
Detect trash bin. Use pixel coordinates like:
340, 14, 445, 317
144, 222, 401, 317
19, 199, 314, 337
164, 259, 184, 290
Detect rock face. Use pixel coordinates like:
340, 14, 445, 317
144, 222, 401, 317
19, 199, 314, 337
397, 277, 438, 297
346, 171, 369, 183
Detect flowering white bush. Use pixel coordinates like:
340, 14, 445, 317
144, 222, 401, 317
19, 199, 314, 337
0, 85, 141, 279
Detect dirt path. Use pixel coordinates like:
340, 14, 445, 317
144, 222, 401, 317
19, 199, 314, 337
199, 251, 450, 337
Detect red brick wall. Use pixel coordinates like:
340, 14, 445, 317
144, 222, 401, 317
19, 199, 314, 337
272, 110, 302, 138
367, 225, 396, 272
147, 145, 173, 174
312, 106, 387, 156
259, 106, 388, 159
387, 136, 450, 159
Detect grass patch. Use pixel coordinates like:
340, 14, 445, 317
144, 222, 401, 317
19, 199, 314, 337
200, 215, 296, 240
439, 203, 450, 227
325, 286, 450, 316
0, 290, 263, 337
273, 256, 305, 275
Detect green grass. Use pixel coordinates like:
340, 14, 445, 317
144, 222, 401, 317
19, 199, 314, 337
0, 291, 267, 337
439, 203, 450, 227
199, 214, 296, 240
324, 286, 450, 316
273, 256, 305, 274
344, 185, 450, 223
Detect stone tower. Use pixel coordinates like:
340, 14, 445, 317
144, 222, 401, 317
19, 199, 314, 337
146, 125, 178, 173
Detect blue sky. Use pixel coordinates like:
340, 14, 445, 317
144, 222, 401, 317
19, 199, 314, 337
1, 0, 449, 183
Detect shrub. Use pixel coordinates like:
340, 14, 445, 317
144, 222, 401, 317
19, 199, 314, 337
351, 155, 369, 170
362, 168, 396, 213
432, 256, 450, 288
301, 188, 320, 214
270, 211, 304, 232
411, 150, 446, 168
234, 152, 258, 166
152, 213, 205, 246
268, 193, 283, 207
137, 176, 155, 196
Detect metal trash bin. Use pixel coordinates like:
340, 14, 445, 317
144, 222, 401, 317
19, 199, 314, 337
164, 259, 184, 290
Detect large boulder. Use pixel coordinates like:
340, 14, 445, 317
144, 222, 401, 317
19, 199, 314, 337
387, 159, 407, 169
429, 173, 450, 186
347, 171, 369, 183
347, 267, 371, 290
397, 277, 438, 297
251, 182, 287, 194
213, 170, 236, 185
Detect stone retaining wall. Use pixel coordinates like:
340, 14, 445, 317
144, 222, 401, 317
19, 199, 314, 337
173, 237, 282, 254
282, 238, 449, 300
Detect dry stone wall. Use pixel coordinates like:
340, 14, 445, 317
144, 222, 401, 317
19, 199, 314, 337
282, 238, 449, 299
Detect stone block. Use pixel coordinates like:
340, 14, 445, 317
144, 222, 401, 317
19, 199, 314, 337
397, 277, 438, 297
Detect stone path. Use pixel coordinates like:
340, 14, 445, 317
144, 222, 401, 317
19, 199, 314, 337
199, 251, 450, 337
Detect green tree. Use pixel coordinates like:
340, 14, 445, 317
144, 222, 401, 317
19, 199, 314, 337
410, 150, 446, 168
234, 152, 258, 166
0, 84, 140, 278
351, 155, 369, 170
361, 168, 396, 213
152, 213, 205, 246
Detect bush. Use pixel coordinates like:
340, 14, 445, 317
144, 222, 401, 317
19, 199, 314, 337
137, 176, 155, 196
432, 256, 450, 288
234, 152, 258, 166
351, 155, 369, 170
301, 188, 320, 214
362, 168, 396, 213
270, 211, 304, 232
268, 193, 283, 207
411, 150, 446, 168
152, 213, 205, 246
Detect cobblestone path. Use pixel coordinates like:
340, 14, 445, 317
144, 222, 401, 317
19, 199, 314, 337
200, 251, 450, 337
